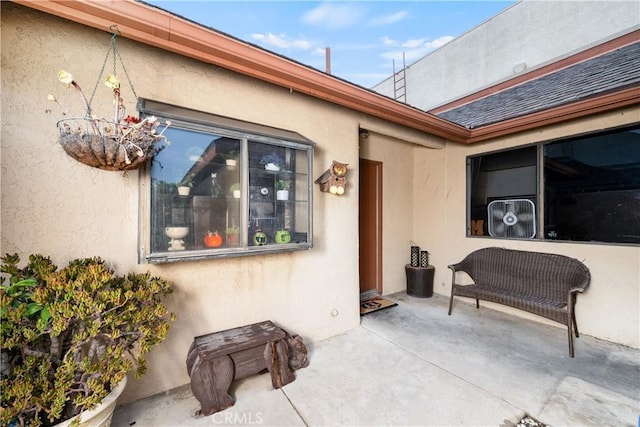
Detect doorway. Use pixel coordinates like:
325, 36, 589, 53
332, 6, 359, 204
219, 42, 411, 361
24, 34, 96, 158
359, 158, 383, 300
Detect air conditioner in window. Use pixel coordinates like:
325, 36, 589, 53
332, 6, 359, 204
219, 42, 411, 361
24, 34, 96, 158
487, 199, 536, 239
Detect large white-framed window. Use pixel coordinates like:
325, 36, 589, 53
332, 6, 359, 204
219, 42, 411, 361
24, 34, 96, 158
467, 124, 640, 245
138, 99, 314, 263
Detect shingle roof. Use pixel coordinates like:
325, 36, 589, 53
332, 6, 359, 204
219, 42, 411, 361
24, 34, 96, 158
436, 42, 640, 129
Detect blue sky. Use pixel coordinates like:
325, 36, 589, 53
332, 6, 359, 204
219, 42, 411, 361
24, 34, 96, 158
146, 1, 517, 88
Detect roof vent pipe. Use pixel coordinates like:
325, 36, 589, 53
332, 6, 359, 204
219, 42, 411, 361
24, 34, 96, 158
325, 47, 331, 74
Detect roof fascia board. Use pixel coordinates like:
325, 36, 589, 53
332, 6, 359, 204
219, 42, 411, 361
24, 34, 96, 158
464, 87, 640, 143
13, 0, 470, 143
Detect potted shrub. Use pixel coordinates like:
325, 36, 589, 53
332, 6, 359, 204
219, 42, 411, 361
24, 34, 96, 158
275, 180, 291, 200
0, 253, 175, 427
177, 174, 194, 196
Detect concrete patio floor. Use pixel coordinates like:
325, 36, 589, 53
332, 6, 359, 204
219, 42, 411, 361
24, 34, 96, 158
112, 292, 640, 427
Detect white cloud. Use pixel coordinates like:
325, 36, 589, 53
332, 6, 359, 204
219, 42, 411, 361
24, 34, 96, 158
369, 10, 408, 26
302, 3, 365, 30
382, 35, 456, 63
251, 33, 312, 50
402, 38, 425, 49
381, 36, 397, 47
425, 35, 455, 49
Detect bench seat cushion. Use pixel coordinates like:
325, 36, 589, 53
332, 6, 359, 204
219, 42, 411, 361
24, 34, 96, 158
453, 283, 571, 324
455, 284, 566, 308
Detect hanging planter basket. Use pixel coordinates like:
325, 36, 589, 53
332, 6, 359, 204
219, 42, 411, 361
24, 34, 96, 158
50, 27, 169, 172
57, 117, 166, 171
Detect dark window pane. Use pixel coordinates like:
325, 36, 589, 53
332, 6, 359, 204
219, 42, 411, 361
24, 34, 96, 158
467, 146, 538, 238
141, 99, 314, 262
544, 126, 640, 243
150, 126, 241, 253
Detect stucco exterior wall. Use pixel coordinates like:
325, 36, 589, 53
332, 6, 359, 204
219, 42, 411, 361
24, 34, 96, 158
413, 107, 640, 349
360, 133, 421, 294
2, 3, 639, 412
0, 3, 370, 403
374, 0, 640, 110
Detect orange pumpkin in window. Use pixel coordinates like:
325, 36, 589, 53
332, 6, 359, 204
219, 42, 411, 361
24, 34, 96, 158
204, 231, 223, 248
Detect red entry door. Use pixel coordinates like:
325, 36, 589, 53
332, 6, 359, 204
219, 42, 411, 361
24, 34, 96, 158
359, 158, 382, 297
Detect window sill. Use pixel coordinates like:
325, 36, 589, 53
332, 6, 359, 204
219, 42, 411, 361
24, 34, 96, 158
145, 243, 312, 264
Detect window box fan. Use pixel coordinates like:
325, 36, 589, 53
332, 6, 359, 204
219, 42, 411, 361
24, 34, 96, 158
487, 199, 536, 239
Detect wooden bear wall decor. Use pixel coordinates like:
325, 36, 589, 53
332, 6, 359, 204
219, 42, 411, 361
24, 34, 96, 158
315, 160, 348, 195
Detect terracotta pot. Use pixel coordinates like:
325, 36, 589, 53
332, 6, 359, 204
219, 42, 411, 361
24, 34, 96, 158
226, 234, 239, 246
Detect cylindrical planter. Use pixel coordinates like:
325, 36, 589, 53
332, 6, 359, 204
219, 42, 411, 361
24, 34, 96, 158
177, 186, 191, 196
410, 246, 420, 267
55, 376, 127, 427
420, 251, 429, 267
276, 190, 289, 200
405, 265, 435, 298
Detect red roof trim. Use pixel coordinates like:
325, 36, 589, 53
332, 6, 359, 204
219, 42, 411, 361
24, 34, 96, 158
11, 1, 640, 144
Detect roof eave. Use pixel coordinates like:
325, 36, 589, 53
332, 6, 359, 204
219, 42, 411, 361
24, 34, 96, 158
11, 0, 637, 145
13, 0, 470, 143
464, 87, 640, 144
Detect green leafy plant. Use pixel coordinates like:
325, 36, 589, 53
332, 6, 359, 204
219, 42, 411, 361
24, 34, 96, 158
177, 172, 195, 188
225, 226, 240, 236
0, 253, 175, 427
275, 180, 291, 191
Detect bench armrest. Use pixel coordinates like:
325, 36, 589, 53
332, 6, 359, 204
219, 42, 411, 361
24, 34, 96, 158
448, 262, 464, 272
448, 263, 473, 288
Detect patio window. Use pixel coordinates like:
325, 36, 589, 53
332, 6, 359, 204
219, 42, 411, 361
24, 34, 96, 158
138, 99, 314, 263
467, 124, 640, 244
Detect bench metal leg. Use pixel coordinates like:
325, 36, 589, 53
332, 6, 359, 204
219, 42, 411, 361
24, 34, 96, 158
571, 297, 580, 338
568, 325, 575, 358
568, 294, 579, 357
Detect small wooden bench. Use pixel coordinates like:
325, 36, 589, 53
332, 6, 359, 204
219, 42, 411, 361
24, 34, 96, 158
448, 247, 590, 357
186, 320, 307, 415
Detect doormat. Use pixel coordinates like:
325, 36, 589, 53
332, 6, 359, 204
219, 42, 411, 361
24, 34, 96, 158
360, 297, 397, 316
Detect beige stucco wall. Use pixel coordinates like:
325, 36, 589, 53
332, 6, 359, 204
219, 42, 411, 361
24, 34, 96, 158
0, 3, 375, 403
2, 3, 639, 411
413, 107, 640, 349
359, 130, 444, 295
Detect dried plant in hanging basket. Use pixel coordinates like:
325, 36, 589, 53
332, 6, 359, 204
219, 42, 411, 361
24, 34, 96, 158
47, 30, 171, 172
57, 117, 168, 171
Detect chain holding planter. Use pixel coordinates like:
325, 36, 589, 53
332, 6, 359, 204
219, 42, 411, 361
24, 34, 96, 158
50, 26, 170, 171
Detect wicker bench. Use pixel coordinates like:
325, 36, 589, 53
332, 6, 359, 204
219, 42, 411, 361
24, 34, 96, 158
447, 247, 590, 357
